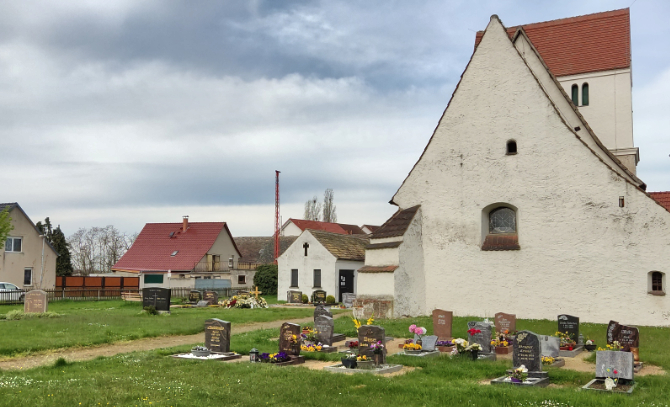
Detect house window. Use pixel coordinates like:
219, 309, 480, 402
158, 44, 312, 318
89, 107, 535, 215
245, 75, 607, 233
313, 269, 321, 287
649, 271, 665, 295
582, 83, 589, 106
5, 237, 22, 252
238, 274, 246, 285
144, 274, 164, 284
482, 205, 520, 251
571, 84, 578, 105
291, 269, 299, 287
24, 268, 33, 286
506, 140, 517, 155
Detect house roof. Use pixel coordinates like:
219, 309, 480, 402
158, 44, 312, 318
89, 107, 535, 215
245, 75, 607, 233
309, 229, 369, 262
650, 192, 670, 212
112, 222, 240, 273
475, 8, 631, 77
1, 202, 58, 255
285, 219, 366, 235
371, 206, 420, 239
233, 236, 297, 263
362, 225, 380, 233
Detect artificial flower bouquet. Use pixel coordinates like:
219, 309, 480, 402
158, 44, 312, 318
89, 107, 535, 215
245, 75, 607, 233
509, 365, 528, 383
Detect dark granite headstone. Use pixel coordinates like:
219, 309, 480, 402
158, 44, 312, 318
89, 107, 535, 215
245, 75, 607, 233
314, 304, 333, 320
205, 319, 231, 353
314, 315, 334, 346
279, 322, 301, 356
312, 290, 327, 304
557, 314, 579, 342
494, 312, 516, 335
596, 350, 634, 380
288, 290, 302, 304
467, 321, 493, 354
539, 335, 560, 358
203, 291, 219, 306
607, 320, 639, 350
188, 290, 202, 303
24, 290, 48, 313
514, 331, 542, 373
432, 309, 453, 340
142, 287, 171, 312
358, 325, 386, 363
421, 335, 439, 352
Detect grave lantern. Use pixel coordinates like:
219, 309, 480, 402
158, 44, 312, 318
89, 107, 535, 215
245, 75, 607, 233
249, 348, 260, 363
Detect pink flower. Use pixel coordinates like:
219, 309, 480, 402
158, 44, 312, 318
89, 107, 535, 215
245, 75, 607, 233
419, 327, 427, 335
409, 324, 417, 333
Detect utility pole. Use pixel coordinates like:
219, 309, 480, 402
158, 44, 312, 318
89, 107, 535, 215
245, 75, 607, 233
274, 170, 280, 264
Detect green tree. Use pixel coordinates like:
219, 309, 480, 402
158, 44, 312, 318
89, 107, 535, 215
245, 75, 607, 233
0, 205, 13, 250
253, 264, 278, 295
37, 217, 74, 276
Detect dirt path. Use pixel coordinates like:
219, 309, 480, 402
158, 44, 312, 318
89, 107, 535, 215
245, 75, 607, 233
0, 313, 350, 371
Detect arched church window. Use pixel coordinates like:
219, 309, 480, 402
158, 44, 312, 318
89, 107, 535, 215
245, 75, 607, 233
582, 83, 589, 106
506, 140, 517, 155
571, 84, 579, 105
489, 207, 516, 234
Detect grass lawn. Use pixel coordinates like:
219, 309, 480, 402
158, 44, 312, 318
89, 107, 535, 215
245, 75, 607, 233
0, 300, 325, 357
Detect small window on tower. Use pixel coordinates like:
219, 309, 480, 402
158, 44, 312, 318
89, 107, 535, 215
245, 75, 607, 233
582, 83, 589, 106
649, 271, 665, 295
506, 140, 517, 155
571, 84, 579, 105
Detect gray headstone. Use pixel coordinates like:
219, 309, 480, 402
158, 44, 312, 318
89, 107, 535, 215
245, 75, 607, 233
494, 312, 516, 335
287, 290, 302, 304
557, 314, 579, 343
203, 291, 219, 306
342, 293, 356, 308
514, 331, 542, 373
432, 309, 453, 340
467, 321, 493, 354
314, 304, 333, 320
596, 350, 634, 381
142, 288, 171, 312
421, 335, 439, 352
196, 300, 209, 307
24, 290, 48, 313
539, 335, 560, 358
314, 315, 334, 346
205, 319, 231, 353
279, 322, 301, 356
188, 290, 202, 303
358, 325, 386, 363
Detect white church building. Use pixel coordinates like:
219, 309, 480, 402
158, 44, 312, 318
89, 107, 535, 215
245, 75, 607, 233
356, 9, 670, 326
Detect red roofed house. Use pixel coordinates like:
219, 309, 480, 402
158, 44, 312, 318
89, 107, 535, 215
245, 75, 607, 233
112, 216, 244, 290
280, 219, 366, 237
650, 192, 670, 212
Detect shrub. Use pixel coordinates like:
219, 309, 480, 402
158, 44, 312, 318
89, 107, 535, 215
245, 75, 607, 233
254, 264, 278, 295
4, 310, 62, 320
144, 306, 158, 315
53, 357, 69, 368
6, 310, 24, 320
326, 295, 336, 304
302, 294, 308, 304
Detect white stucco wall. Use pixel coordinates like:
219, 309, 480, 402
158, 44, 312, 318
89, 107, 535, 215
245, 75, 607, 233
365, 247, 399, 267
278, 231, 337, 301
392, 17, 670, 326
357, 272, 394, 297
394, 209, 425, 317
280, 222, 303, 237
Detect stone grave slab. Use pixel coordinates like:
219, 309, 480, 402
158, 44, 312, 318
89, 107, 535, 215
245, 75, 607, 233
314, 315, 334, 346
312, 290, 327, 304
432, 309, 453, 340
24, 290, 47, 313
596, 350, 634, 381
203, 291, 219, 306
205, 319, 231, 353
539, 335, 560, 358
171, 353, 241, 361
494, 312, 516, 335
188, 290, 202, 303
421, 335, 439, 352
280, 322, 301, 356
142, 288, 171, 312
557, 314, 579, 342
288, 290, 303, 304
467, 321, 493, 354
358, 325, 386, 364
401, 350, 440, 357
196, 300, 209, 307
323, 364, 403, 375
342, 293, 356, 308
490, 376, 550, 387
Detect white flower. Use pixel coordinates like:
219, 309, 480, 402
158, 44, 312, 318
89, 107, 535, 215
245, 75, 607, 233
604, 377, 616, 390
516, 365, 528, 373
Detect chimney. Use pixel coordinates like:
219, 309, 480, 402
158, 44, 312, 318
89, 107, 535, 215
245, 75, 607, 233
182, 215, 189, 232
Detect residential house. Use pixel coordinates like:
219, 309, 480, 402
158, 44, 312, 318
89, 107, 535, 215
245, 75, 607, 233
280, 219, 366, 237
0, 203, 57, 289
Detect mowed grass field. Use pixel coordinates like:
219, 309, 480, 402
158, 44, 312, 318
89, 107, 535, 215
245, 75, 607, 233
2, 302, 670, 406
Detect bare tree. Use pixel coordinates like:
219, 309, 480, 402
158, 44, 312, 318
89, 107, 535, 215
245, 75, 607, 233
67, 226, 136, 275
304, 196, 321, 221
322, 188, 337, 223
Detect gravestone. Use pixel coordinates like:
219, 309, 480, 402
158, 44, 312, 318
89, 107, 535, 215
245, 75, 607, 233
358, 325, 386, 364
342, 293, 356, 308
557, 314, 579, 342
24, 290, 47, 313
432, 309, 453, 340
204, 319, 231, 353
142, 287, 171, 312
596, 350, 634, 380
196, 300, 209, 307
314, 315, 334, 346
494, 312, 516, 335
279, 322, 301, 356
312, 290, 327, 304
514, 331, 543, 373
607, 320, 640, 350
314, 304, 333, 320
539, 335, 560, 358
287, 290, 302, 304
467, 321, 493, 354
421, 335, 439, 352
203, 291, 219, 306
188, 290, 202, 303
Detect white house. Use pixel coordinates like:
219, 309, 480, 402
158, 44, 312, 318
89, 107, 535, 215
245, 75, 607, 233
280, 219, 366, 237
278, 229, 368, 303
356, 10, 670, 326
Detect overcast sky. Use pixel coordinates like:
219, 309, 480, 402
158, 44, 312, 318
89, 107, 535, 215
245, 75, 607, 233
2, 0, 668, 237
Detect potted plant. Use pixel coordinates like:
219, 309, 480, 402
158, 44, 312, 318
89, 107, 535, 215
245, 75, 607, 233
356, 354, 373, 369
191, 345, 211, 357
556, 331, 577, 350
301, 329, 318, 346
403, 342, 423, 354
347, 340, 359, 349
370, 341, 385, 366
509, 365, 528, 383
492, 337, 511, 355
341, 353, 357, 369
465, 343, 482, 360
409, 324, 427, 346
436, 340, 455, 353
585, 338, 597, 351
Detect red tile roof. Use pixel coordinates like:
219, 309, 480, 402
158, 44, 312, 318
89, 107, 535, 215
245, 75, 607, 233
475, 9, 631, 77
286, 219, 366, 235
649, 192, 670, 212
112, 222, 239, 272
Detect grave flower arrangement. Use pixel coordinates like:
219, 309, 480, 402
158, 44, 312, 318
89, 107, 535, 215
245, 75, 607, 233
452, 338, 470, 354
597, 340, 623, 351
260, 352, 290, 363
467, 328, 482, 336
356, 354, 368, 361
509, 365, 528, 383
585, 338, 597, 351
541, 356, 555, 365
351, 314, 375, 331
409, 324, 427, 340
300, 343, 323, 352
556, 331, 577, 350
436, 340, 454, 347
465, 343, 482, 353
301, 329, 318, 343
403, 343, 422, 351
370, 341, 385, 354
222, 294, 268, 309
348, 341, 359, 349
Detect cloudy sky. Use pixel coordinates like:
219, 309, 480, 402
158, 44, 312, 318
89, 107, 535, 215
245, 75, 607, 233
2, 0, 669, 237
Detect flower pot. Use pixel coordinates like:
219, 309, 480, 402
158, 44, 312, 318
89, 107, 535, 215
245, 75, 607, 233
438, 346, 454, 353
470, 350, 479, 361
510, 377, 522, 383
404, 349, 422, 355
341, 358, 357, 369
585, 344, 597, 352
191, 349, 211, 357
357, 360, 374, 370
495, 346, 511, 355
373, 353, 383, 366
416, 338, 423, 347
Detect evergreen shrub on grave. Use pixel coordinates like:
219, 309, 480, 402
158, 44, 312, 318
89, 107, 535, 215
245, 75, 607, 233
253, 264, 278, 295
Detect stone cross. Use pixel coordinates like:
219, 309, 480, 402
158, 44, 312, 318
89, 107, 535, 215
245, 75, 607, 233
514, 331, 542, 373
205, 319, 231, 353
